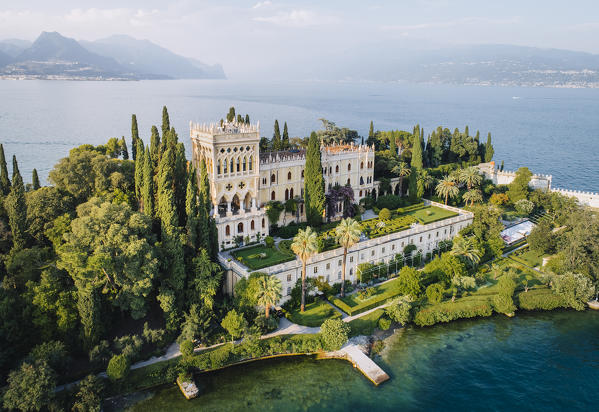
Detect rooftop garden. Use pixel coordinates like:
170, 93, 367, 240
231, 241, 295, 270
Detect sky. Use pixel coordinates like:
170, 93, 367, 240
1, 0, 599, 79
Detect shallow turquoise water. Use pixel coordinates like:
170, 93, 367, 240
127, 311, 599, 411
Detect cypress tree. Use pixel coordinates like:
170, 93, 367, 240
0, 144, 10, 195
150, 126, 161, 170
484, 133, 495, 162
411, 133, 423, 169
131, 114, 139, 160
185, 168, 199, 250
369, 121, 374, 140
32, 169, 40, 190
120, 137, 129, 159
162, 106, 170, 138
237, 114, 243, 123
409, 133, 424, 202
304, 131, 325, 226
134, 138, 145, 201
500, 160, 505, 171
227, 107, 235, 123
389, 134, 397, 157
272, 120, 281, 151
245, 114, 250, 124
174, 142, 188, 226
142, 147, 154, 217
77, 287, 102, 349
197, 159, 212, 252
282, 122, 289, 149
6, 156, 27, 250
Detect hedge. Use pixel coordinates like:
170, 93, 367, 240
516, 288, 569, 311
414, 299, 494, 326
328, 292, 398, 316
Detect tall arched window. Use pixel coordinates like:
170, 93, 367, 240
285, 188, 289, 201
238, 222, 243, 233
335, 165, 339, 173
223, 159, 228, 174
230, 159, 234, 173
243, 157, 247, 171
348, 163, 351, 171
249, 155, 253, 170
251, 220, 255, 230
360, 176, 364, 185
217, 160, 221, 174
290, 188, 294, 198
236, 157, 240, 172
301, 170, 304, 178
347, 178, 350, 185
271, 174, 276, 183
360, 161, 364, 169
225, 225, 230, 236
271, 191, 276, 200
288, 171, 292, 180
262, 218, 265, 228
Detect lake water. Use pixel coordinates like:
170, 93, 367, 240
0, 80, 598, 191
126, 310, 599, 411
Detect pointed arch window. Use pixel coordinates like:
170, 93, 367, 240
238, 222, 244, 233
288, 171, 292, 180
271, 191, 276, 200
335, 165, 339, 173
249, 155, 253, 171
243, 157, 247, 171
348, 163, 351, 171
225, 225, 230, 236
251, 220, 255, 230
236, 157, 240, 172
217, 160, 221, 174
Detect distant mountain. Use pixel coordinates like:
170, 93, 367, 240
0, 39, 31, 57
341, 44, 599, 87
0, 31, 225, 80
81, 35, 225, 79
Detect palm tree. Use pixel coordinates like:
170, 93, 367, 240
462, 189, 483, 206
391, 161, 410, 197
291, 227, 319, 312
335, 218, 362, 297
459, 167, 482, 190
418, 170, 435, 198
450, 235, 482, 268
435, 176, 459, 205
256, 275, 282, 318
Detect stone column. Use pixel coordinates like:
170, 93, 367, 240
251, 197, 257, 211
227, 202, 232, 217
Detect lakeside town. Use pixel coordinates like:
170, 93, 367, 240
0, 104, 598, 410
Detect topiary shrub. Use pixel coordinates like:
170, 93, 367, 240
320, 318, 350, 351
180, 340, 194, 358
378, 208, 391, 220
493, 294, 516, 315
106, 354, 130, 381
265, 236, 275, 248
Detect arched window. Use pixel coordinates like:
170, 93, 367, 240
301, 170, 304, 178
236, 157, 240, 172
243, 157, 247, 171
300, 204, 304, 214
249, 155, 253, 170
251, 220, 255, 230
230, 159, 234, 173
335, 165, 339, 173
223, 159, 228, 174
359, 190, 363, 197
238, 222, 243, 233
271, 174, 276, 183
262, 218, 265, 228
285, 188, 289, 201
290, 188, 294, 198
288, 171, 292, 180
348, 163, 351, 171
360, 161, 364, 169
271, 191, 276, 200
360, 176, 364, 185
347, 178, 350, 185
225, 225, 230, 236
217, 160, 221, 174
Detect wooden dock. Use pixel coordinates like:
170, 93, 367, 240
319, 344, 390, 385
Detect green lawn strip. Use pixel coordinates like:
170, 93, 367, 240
286, 300, 342, 327
231, 244, 295, 270
407, 206, 458, 224
510, 249, 544, 268
328, 279, 402, 316
347, 308, 385, 337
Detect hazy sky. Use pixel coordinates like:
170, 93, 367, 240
1, 0, 599, 78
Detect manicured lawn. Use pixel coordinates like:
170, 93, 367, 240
231, 244, 295, 270
510, 249, 544, 268
407, 206, 458, 224
347, 309, 385, 337
329, 278, 403, 316
286, 300, 342, 327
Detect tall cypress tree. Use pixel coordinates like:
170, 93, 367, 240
6, 156, 27, 250
185, 168, 199, 250
272, 120, 281, 151
0, 144, 10, 195
32, 169, 40, 190
131, 114, 139, 160
150, 126, 161, 171
282, 122, 289, 149
226, 107, 235, 123
500, 160, 505, 171
304, 131, 325, 226
120, 137, 129, 159
77, 287, 102, 349
245, 114, 250, 124
409, 133, 424, 202
484, 132, 494, 162
162, 106, 170, 138
134, 138, 145, 202
369, 121, 374, 140
389, 134, 397, 157
197, 159, 217, 257
142, 147, 154, 217
174, 142, 188, 227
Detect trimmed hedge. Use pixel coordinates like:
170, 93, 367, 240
414, 299, 494, 326
328, 292, 398, 316
516, 288, 568, 311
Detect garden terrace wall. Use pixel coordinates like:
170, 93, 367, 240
219, 200, 473, 303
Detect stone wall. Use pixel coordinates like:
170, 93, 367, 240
551, 188, 599, 208
476, 162, 552, 191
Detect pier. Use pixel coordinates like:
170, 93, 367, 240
320, 344, 390, 385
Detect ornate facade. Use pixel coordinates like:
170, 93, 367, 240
190, 120, 375, 249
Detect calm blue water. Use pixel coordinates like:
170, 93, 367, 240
0, 80, 598, 191
127, 310, 599, 411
